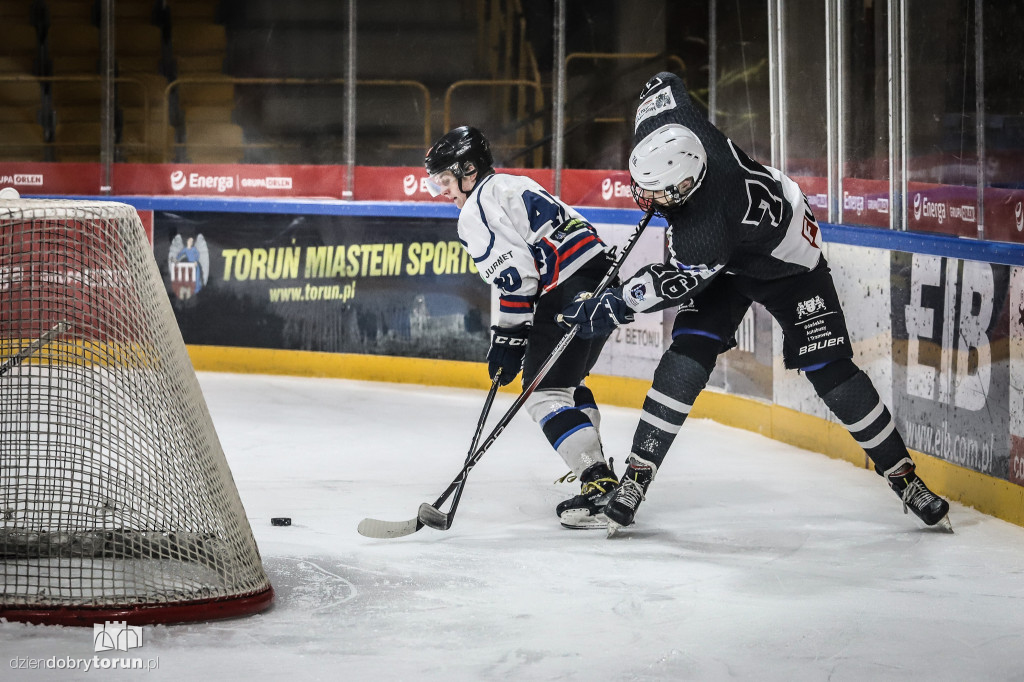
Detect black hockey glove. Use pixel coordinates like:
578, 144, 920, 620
557, 287, 635, 339
487, 323, 530, 386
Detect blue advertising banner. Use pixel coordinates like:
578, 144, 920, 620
154, 212, 490, 361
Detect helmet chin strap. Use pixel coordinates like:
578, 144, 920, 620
457, 173, 475, 195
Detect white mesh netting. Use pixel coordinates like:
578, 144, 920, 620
0, 200, 273, 623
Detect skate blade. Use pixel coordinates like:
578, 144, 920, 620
559, 511, 608, 530
930, 515, 954, 533
606, 520, 625, 538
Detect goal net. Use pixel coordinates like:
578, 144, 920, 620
0, 199, 273, 625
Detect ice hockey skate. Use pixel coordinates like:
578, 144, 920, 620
883, 458, 952, 532
604, 455, 656, 537
556, 461, 618, 529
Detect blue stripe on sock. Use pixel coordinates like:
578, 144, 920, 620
553, 423, 590, 450
672, 328, 724, 342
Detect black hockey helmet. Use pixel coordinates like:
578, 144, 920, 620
424, 126, 494, 184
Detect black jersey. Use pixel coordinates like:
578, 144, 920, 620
623, 73, 822, 314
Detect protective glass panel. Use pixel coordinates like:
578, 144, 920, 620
711, 2, 770, 165
561, 1, 695, 171
781, 0, 828, 218
981, 1, 1024, 243
840, 0, 891, 228
905, 0, 978, 238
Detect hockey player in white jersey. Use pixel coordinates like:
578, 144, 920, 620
560, 72, 951, 535
425, 125, 619, 529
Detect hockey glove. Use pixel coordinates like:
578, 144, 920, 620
487, 323, 530, 386
557, 287, 635, 339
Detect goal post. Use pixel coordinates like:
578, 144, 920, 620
0, 199, 274, 625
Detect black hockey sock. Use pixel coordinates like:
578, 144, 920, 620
811, 367, 909, 472
631, 349, 714, 469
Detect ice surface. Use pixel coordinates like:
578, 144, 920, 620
3, 372, 1024, 681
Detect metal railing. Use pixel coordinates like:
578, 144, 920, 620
444, 79, 546, 166
0, 74, 149, 160
563, 52, 686, 126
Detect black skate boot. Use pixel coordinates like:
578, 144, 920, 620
882, 457, 952, 530
604, 455, 656, 537
556, 461, 618, 529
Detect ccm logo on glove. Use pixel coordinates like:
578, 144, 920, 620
487, 323, 530, 386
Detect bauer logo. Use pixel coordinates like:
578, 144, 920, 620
93, 621, 143, 652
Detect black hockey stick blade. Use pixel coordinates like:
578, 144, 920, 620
417, 502, 451, 531
358, 372, 502, 539
356, 516, 422, 539
414, 372, 503, 532
0, 321, 72, 377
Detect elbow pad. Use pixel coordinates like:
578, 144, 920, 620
621, 262, 722, 313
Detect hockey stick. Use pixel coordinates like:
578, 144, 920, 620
0, 322, 72, 377
357, 370, 503, 539
357, 206, 657, 538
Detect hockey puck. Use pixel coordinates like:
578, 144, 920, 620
271, 517, 292, 526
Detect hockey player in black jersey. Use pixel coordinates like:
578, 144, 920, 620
559, 72, 951, 535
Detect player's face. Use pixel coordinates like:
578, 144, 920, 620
429, 170, 476, 209
639, 177, 696, 208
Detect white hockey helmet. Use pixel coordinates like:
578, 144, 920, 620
629, 123, 707, 212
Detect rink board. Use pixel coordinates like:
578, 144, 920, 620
39, 195, 1021, 528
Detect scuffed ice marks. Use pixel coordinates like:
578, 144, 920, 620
263, 557, 359, 616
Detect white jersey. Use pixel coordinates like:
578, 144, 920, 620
458, 173, 607, 327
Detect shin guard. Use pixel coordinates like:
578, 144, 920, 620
815, 369, 908, 472
527, 388, 605, 477
631, 349, 713, 469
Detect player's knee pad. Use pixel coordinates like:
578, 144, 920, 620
526, 387, 575, 425
654, 336, 719, 399
573, 384, 600, 429
803, 358, 859, 396
666, 332, 723, 376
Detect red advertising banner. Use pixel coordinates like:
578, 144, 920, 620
558, 169, 639, 209
841, 178, 891, 228
906, 182, 979, 238
791, 176, 829, 221
0, 162, 102, 195
3, 160, 1021, 245
984, 187, 1024, 244
112, 163, 349, 198
354, 166, 554, 202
